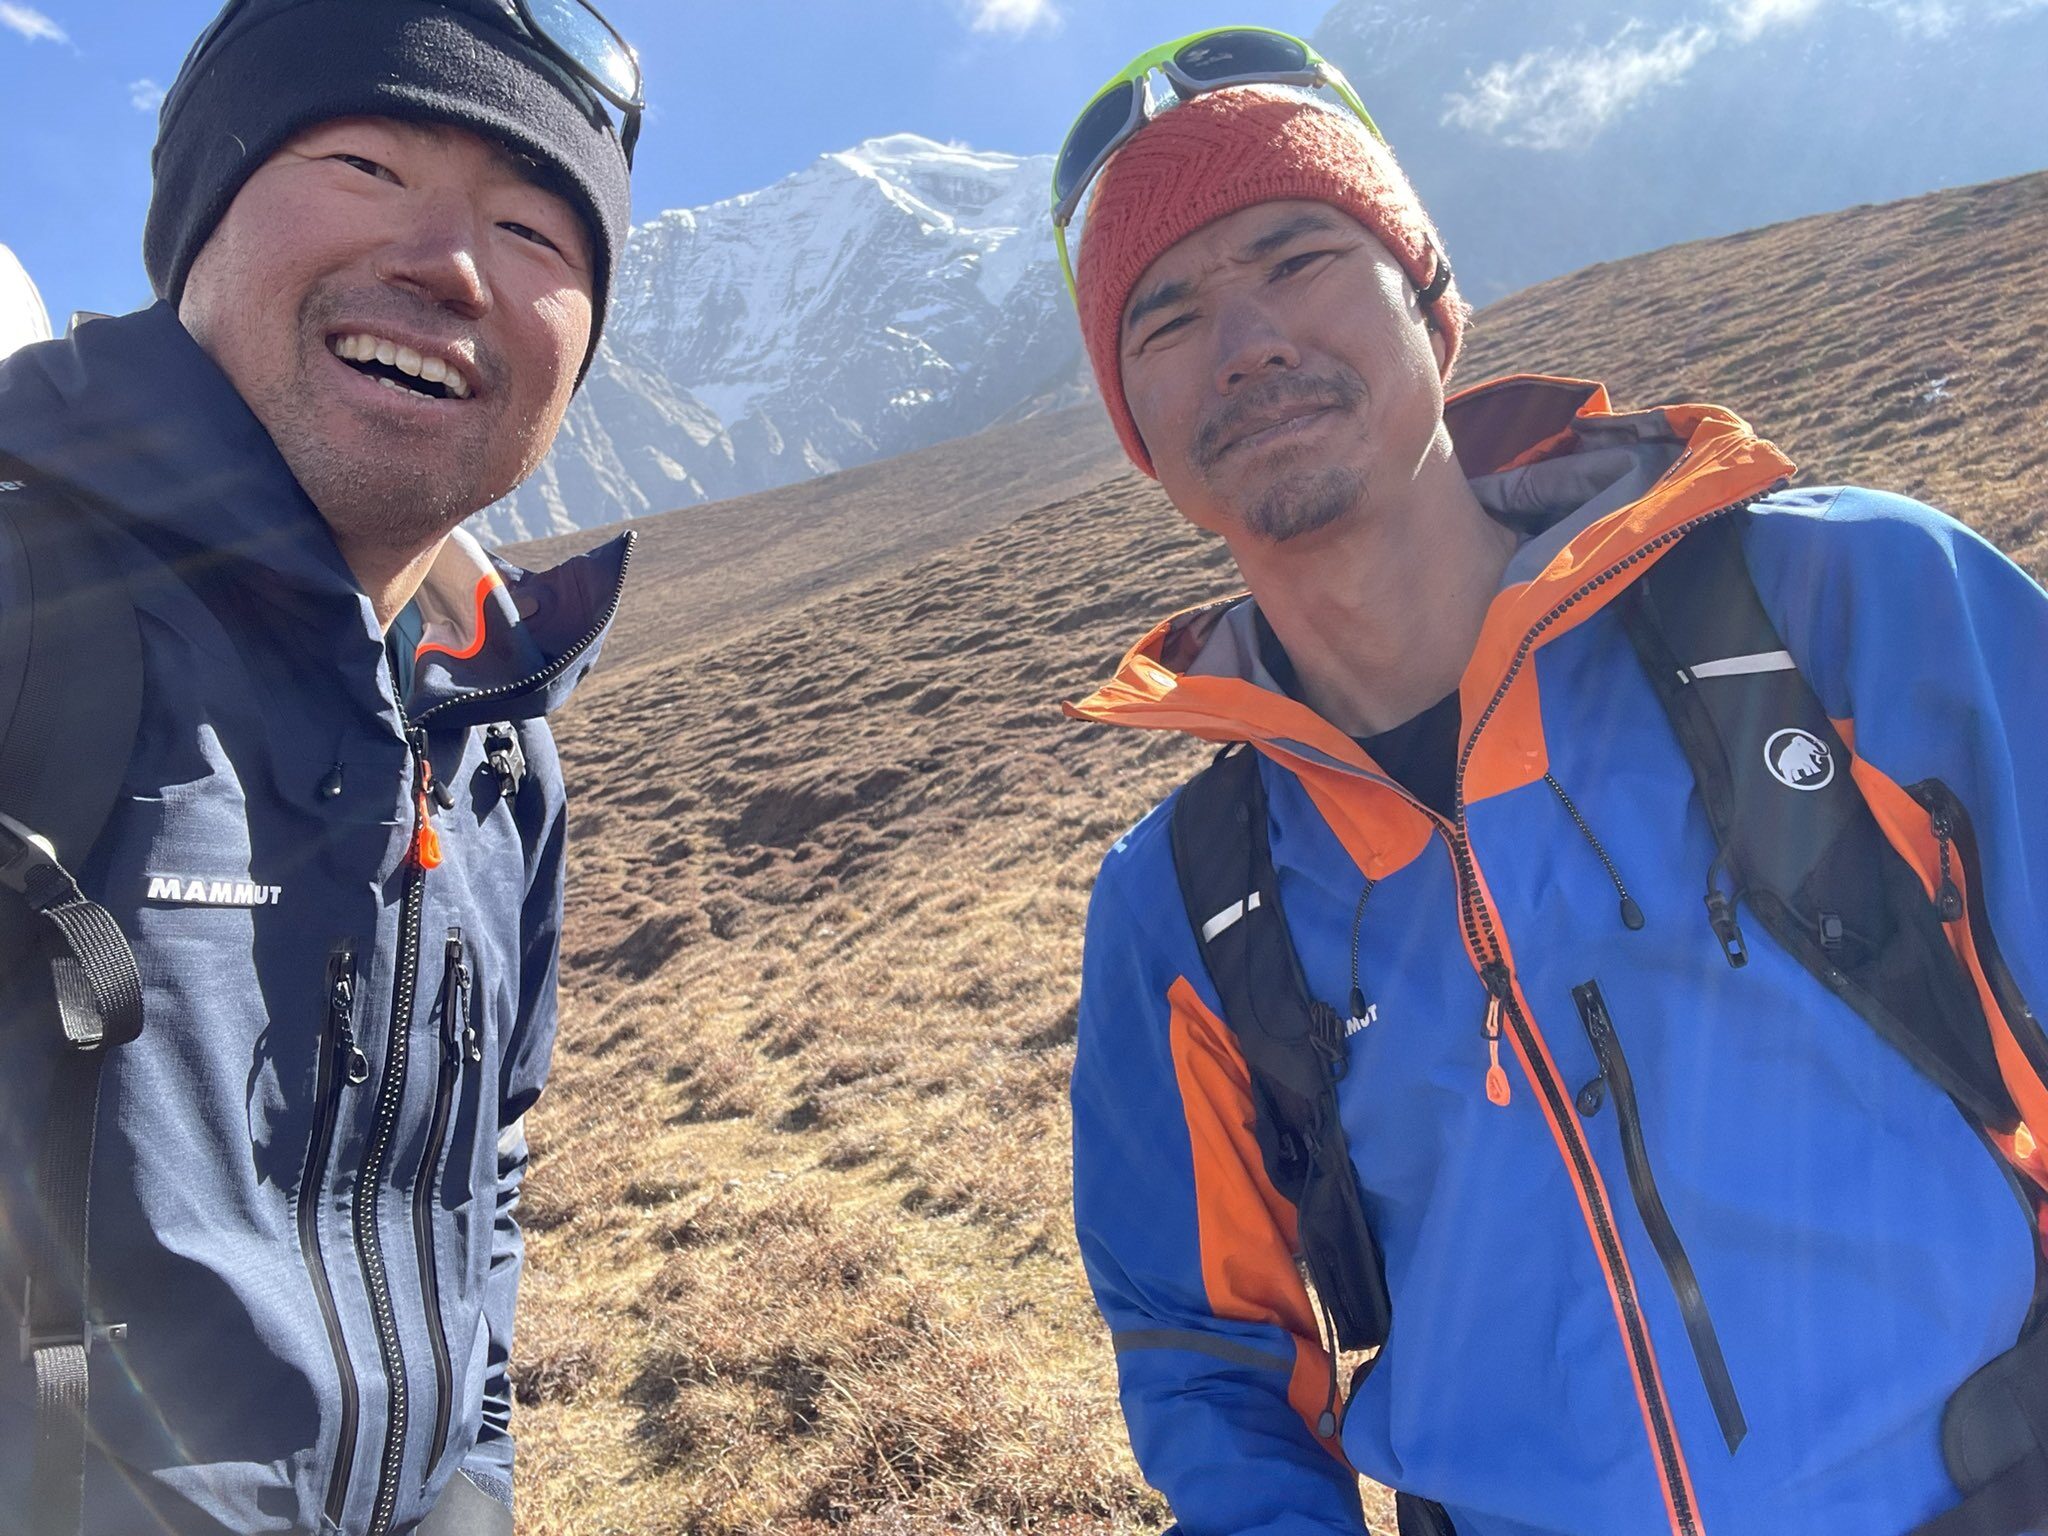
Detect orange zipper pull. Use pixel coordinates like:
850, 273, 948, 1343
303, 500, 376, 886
1481, 962, 1513, 1107
409, 731, 445, 871
412, 791, 443, 870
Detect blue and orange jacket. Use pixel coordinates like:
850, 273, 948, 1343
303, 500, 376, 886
0, 304, 627, 1532
1068, 376, 2048, 1536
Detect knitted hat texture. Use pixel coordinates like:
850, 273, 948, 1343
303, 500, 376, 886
1075, 86, 1467, 476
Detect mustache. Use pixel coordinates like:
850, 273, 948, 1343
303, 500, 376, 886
1192, 369, 1368, 468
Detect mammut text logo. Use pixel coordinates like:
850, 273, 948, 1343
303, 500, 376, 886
1345, 1003, 1378, 1038
1765, 729, 1835, 792
145, 875, 283, 907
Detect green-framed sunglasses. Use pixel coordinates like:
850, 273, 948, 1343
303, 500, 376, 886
1050, 25, 1385, 300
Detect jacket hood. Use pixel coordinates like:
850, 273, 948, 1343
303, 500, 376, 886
1066, 375, 1795, 800
0, 303, 628, 726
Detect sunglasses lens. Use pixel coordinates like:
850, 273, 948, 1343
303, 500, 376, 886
1056, 79, 1137, 209
521, 0, 640, 104
1174, 29, 1310, 83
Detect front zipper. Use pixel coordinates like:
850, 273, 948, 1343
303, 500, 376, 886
1573, 980, 1748, 1453
345, 550, 627, 1530
355, 715, 434, 1536
301, 941, 365, 1529
414, 927, 472, 1473
1438, 497, 1762, 1536
1910, 780, 2048, 1086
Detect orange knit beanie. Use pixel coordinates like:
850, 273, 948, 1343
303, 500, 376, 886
1075, 86, 1467, 477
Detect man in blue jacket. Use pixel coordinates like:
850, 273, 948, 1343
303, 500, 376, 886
1058, 40, 2048, 1536
0, 1, 642, 1530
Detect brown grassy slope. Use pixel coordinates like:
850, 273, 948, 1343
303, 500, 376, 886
510, 404, 1122, 674
1451, 170, 2047, 569
516, 170, 2048, 1535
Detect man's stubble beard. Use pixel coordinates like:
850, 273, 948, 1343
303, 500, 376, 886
263, 290, 531, 553
1243, 462, 1367, 544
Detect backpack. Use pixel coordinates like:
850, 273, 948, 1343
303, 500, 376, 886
1169, 509, 2048, 1536
0, 452, 148, 1536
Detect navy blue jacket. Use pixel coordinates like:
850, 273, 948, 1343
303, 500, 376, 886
0, 304, 628, 1533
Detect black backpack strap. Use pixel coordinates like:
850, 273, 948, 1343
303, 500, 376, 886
1904, 1323, 2048, 1536
1617, 511, 2013, 1132
1396, 1493, 1458, 1536
1168, 745, 1392, 1391
1623, 510, 2048, 1536
0, 460, 148, 1536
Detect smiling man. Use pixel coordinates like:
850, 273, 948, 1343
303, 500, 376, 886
0, 2, 641, 1533
1059, 41, 2048, 1536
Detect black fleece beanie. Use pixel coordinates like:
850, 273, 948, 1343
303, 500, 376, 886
144, 0, 632, 378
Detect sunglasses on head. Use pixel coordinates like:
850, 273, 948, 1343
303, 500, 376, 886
1050, 26, 1385, 301
175, 0, 644, 167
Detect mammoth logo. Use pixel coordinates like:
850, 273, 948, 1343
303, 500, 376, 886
1765, 728, 1835, 791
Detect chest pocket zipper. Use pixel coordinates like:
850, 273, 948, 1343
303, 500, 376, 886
1573, 979, 1749, 1455
302, 941, 364, 1527
414, 927, 474, 1473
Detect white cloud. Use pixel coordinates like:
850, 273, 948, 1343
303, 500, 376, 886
1867, 0, 1963, 32
0, 2, 65, 44
1445, 0, 2044, 149
1722, 0, 1829, 40
1442, 23, 1715, 151
967, 0, 1061, 36
128, 77, 165, 112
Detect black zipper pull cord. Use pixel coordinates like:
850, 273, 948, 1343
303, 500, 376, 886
441, 931, 469, 1065
1929, 804, 1966, 922
331, 964, 369, 1087
1704, 852, 1749, 969
1346, 877, 1379, 1024
1543, 773, 1645, 931
1308, 1277, 1344, 1440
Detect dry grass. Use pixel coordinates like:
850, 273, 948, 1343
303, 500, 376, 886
512, 171, 2048, 1533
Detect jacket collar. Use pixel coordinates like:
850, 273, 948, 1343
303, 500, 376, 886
1065, 375, 1795, 817
0, 303, 628, 726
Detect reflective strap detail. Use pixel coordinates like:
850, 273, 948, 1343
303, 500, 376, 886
1111, 1327, 1294, 1374
1201, 890, 1262, 943
1686, 649, 1797, 680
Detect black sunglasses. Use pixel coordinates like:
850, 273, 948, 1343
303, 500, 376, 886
1052, 27, 1379, 229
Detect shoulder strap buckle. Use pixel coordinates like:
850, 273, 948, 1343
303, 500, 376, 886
0, 811, 65, 901
18, 1280, 128, 1362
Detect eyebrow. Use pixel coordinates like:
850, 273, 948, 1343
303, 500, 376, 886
1122, 211, 1347, 338
1124, 278, 1197, 336
1237, 210, 1342, 261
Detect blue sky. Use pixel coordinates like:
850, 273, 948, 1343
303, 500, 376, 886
0, 0, 1330, 327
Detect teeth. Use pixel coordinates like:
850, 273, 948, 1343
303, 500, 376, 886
328, 333, 472, 398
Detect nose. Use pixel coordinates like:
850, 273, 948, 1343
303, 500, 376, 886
374, 190, 492, 319
1212, 294, 1300, 394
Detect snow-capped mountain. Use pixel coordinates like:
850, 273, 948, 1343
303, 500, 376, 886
0, 245, 53, 363
476, 135, 1081, 544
